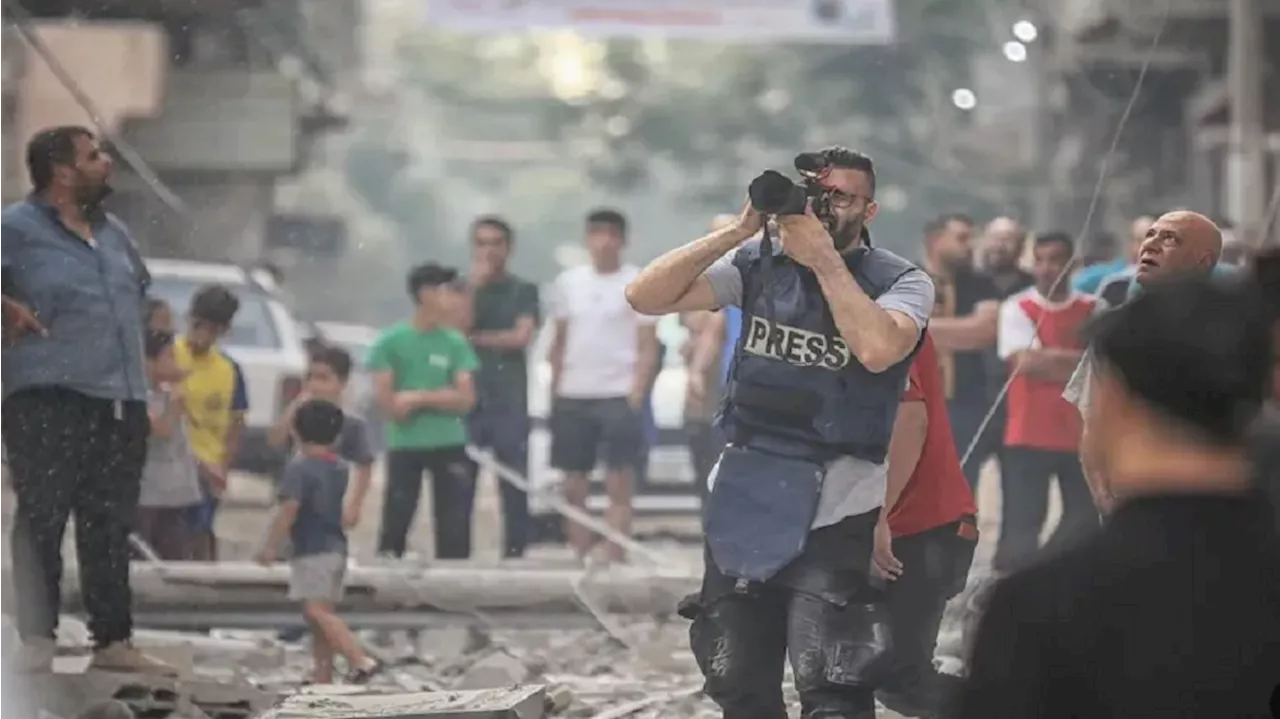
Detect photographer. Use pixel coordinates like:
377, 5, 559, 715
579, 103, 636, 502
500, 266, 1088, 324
627, 147, 934, 719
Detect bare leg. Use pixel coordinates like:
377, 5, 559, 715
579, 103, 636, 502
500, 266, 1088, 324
602, 467, 634, 563
302, 601, 371, 669
561, 471, 595, 558
306, 614, 335, 684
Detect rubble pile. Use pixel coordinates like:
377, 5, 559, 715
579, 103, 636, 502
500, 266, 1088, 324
243, 617, 722, 718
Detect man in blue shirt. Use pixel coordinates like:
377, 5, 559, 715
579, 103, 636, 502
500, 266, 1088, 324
2, 126, 174, 676
1071, 215, 1154, 294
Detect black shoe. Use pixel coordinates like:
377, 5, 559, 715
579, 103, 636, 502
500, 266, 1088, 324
346, 660, 384, 685
278, 626, 308, 642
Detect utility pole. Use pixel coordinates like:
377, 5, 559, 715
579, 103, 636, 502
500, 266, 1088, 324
1226, 0, 1266, 239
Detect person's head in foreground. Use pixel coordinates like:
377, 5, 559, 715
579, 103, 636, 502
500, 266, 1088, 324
292, 398, 345, 451
1133, 210, 1222, 285
1081, 275, 1272, 501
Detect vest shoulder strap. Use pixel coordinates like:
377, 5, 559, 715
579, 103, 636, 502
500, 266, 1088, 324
858, 248, 921, 294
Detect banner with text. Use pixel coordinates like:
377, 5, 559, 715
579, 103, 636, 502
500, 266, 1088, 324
426, 0, 896, 44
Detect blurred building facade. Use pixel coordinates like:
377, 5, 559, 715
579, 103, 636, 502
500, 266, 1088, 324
1048, 0, 1279, 241
1, 0, 361, 263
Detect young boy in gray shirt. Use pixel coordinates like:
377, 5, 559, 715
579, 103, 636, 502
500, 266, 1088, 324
257, 399, 381, 684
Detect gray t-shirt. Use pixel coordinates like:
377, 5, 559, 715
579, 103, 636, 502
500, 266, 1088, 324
703, 250, 936, 529
279, 455, 349, 557
336, 415, 375, 466
140, 389, 204, 509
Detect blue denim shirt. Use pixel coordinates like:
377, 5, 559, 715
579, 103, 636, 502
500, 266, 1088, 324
2, 197, 150, 402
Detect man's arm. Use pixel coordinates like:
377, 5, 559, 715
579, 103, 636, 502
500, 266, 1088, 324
548, 318, 567, 399
929, 300, 999, 351
258, 464, 304, 564
1065, 353, 1113, 513
470, 315, 537, 350
690, 312, 726, 379
997, 300, 1083, 382
223, 360, 249, 470
883, 395, 928, 517
472, 282, 540, 350
373, 370, 399, 418
630, 323, 661, 408
811, 260, 935, 373
626, 210, 759, 315
400, 373, 476, 414
400, 335, 480, 414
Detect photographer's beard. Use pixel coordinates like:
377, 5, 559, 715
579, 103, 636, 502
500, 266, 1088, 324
831, 209, 865, 252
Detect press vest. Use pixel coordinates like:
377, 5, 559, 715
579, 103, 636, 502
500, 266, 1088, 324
719, 239, 922, 464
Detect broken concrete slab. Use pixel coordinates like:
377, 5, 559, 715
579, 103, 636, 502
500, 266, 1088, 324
263, 686, 547, 719
0, 670, 276, 719
417, 624, 491, 663
455, 651, 532, 690
39, 561, 698, 618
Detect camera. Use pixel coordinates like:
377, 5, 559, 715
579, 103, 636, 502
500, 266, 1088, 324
748, 152, 835, 218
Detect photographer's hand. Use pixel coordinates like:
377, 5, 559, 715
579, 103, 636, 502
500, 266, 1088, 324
734, 199, 764, 238
777, 207, 840, 270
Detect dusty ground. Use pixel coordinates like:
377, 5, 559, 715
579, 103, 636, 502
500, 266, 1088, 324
3, 454, 1067, 718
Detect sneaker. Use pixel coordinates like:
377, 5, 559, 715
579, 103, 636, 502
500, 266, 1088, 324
89, 642, 179, 676
9, 637, 55, 674
345, 658, 383, 685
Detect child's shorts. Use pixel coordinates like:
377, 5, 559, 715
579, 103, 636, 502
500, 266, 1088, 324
289, 552, 346, 603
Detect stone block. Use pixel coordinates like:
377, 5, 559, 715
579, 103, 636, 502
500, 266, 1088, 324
265, 686, 547, 719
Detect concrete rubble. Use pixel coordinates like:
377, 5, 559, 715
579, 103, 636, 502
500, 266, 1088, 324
4, 583, 975, 718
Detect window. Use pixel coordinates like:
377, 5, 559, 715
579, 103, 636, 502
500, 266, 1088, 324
148, 277, 282, 349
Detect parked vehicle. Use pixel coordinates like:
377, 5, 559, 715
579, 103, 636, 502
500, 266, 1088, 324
144, 258, 309, 477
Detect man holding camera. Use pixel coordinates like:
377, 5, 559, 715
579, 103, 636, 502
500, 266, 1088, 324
627, 147, 934, 719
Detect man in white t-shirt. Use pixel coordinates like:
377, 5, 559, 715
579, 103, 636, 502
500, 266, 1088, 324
548, 209, 660, 563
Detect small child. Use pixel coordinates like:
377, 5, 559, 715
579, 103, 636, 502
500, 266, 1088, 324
268, 344, 375, 529
136, 329, 203, 560
257, 399, 381, 685
146, 297, 174, 333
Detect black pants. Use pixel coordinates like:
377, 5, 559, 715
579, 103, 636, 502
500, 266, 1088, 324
469, 401, 531, 558
948, 401, 1004, 489
877, 518, 978, 718
683, 511, 886, 719
994, 447, 1099, 572
2, 387, 147, 648
378, 446, 476, 559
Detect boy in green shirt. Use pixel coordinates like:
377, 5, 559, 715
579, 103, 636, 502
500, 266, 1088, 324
369, 263, 479, 558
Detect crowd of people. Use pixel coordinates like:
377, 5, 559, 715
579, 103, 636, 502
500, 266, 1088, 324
626, 145, 1279, 718
3, 124, 1279, 715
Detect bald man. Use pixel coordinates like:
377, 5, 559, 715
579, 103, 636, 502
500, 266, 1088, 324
979, 218, 1035, 298
1064, 210, 1223, 512
1071, 215, 1156, 295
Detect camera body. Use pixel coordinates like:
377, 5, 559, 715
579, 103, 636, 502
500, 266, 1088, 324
748, 152, 837, 225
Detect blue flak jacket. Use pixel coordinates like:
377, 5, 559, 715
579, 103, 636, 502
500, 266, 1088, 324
717, 239, 922, 465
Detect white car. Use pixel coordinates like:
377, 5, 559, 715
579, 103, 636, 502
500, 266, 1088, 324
144, 259, 309, 477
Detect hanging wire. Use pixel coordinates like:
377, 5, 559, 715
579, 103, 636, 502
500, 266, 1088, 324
958, 0, 1175, 468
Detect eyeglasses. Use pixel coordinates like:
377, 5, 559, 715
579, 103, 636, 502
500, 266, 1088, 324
823, 189, 872, 209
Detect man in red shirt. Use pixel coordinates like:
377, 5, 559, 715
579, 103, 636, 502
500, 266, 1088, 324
994, 231, 1103, 572
874, 332, 979, 718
